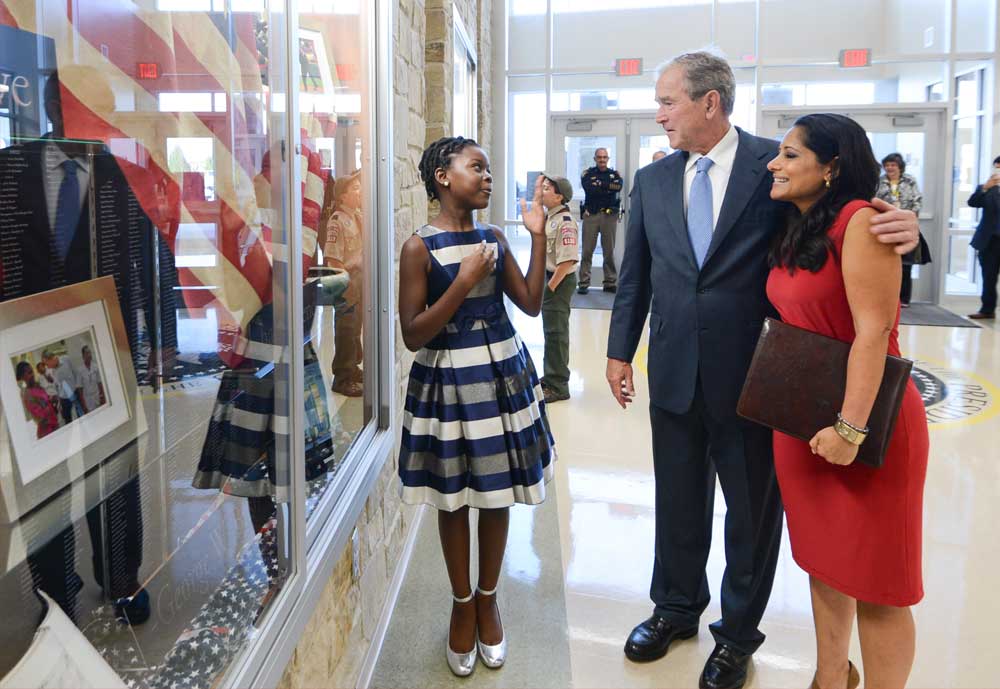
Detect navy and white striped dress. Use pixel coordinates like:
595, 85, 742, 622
399, 224, 556, 511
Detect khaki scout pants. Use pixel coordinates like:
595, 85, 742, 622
578, 212, 619, 289
541, 272, 576, 397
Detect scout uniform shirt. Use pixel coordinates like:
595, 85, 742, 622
545, 204, 579, 273
324, 207, 364, 304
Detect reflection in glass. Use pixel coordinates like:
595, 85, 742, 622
299, 0, 375, 526
0, 0, 304, 683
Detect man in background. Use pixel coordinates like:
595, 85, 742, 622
578, 147, 623, 294
75, 344, 105, 414
968, 155, 1000, 319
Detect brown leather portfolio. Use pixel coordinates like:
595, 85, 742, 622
736, 318, 913, 468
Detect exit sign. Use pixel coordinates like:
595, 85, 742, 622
137, 62, 159, 79
615, 58, 643, 77
838, 49, 871, 68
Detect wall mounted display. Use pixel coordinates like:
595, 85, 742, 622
0, 277, 146, 522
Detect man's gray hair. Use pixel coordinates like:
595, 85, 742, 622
658, 51, 736, 116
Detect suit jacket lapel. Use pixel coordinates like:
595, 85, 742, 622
656, 151, 696, 269
704, 129, 769, 267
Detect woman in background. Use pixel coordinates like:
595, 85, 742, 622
876, 153, 930, 307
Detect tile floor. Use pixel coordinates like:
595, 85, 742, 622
372, 291, 1000, 688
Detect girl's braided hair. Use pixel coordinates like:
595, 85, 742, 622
418, 136, 480, 201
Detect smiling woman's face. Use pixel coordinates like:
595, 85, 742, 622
767, 126, 834, 212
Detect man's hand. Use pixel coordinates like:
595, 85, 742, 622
868, 197, 919, 255
606, 358, 635, 409
983, 175, 1000, 191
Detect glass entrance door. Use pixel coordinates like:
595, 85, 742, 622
549, 114, 669, 278
549, 116, 626, 279
761, 106, 946, 304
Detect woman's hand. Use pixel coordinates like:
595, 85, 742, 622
519, 176, 546, 238
809, 426, 859, 466
456, 240, 496, 289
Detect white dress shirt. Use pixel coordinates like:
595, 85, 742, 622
683, 125, 740, 232
43, 142, 91, 232
76, 361, 103, 411
51, 359, 77, 400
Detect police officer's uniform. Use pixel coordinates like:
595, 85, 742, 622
579, 164, 623, 292
541, 188, 579, 402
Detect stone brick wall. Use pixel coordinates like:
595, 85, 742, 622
279, 1, 496, 686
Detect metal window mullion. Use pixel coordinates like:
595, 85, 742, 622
281, 0, 307, 590
376, 0, 394, 430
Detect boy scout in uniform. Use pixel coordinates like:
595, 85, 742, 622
323, 171, 365, 397
539, 174, 579, 404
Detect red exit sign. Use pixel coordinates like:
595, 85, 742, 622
615, 58, 643, 77
838, 49, 871, 68
137, 62, 159, 79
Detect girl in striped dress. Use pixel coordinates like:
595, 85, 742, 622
398, 137, 555, 676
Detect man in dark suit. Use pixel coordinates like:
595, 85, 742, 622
606, 52, 919, 689
967, 155, 1000, 319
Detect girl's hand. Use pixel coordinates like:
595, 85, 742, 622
456, 240, 496, 288
519, 176, 546, 238
809, 426, 859, 466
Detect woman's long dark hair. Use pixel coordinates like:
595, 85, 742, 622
769, 114, 880, 273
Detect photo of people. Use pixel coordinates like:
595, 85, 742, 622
11, 329, 109, 440
298, 36, 324, 93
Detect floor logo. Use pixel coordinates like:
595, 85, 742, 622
911, 360, 995, 425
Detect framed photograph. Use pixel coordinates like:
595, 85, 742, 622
298, 28, 335, 97
0, 277, 146, 523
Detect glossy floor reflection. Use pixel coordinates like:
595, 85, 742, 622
374, 284, 1000, 688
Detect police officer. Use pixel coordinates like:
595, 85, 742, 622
578, 148, 623, 294
539, 173, 579, 404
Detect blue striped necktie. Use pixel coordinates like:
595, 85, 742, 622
53, 159, 81, 260
687, 156, 714, 268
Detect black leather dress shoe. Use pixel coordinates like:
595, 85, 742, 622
699, 643, 751, 689
624, 614, 698, 662
114, 588, 151, 625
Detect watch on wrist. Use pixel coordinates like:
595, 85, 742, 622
834, 413, 869, 446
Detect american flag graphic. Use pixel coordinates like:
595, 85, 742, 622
0, 0, 332, 367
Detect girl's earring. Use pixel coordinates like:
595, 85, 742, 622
443, 181, 450, 187
825, 179, 831, 188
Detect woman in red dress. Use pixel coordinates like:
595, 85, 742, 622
765, 114, 929, 689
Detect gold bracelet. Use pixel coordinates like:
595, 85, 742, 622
834, 413, 868, 446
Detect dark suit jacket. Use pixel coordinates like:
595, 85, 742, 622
607, 128, 787, 422
969, 184, 1000, 251
0, 138, 177, 367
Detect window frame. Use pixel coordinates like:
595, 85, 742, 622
219, 0, 396, 685
452, 12, 478, 139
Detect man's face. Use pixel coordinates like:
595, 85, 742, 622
654, 66, 708, 153
45, 355, 59, 368
83, 349, 92, 366
594, 149, 609, 171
